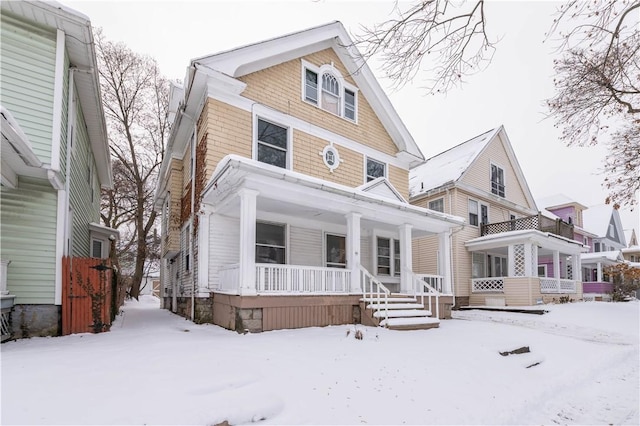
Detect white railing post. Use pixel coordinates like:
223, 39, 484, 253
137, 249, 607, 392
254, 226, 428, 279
238, 189, 258, 295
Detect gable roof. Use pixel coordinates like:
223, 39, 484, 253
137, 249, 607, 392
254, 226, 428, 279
1, 1, 111, 187
409, 126, 537, 210
358, 177, 407, 203
583, 204, 626, 246
190, 21, 423, 162
409, 127, 499, 197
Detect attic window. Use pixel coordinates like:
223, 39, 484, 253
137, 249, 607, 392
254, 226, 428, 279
302, 60, 358, 122
491, 164, 505, 198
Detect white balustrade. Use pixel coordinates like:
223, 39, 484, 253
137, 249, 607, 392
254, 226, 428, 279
256, 264, 351, 293
412, 273, 440, 319
540, 278, 577, 293
471, 277, 504, 293
415, 274, 444, 293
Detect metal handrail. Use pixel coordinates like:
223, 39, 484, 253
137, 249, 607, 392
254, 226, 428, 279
359, 266, 390, 327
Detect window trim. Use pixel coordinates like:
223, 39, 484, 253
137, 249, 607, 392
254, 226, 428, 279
468, 199, 479, 227
375, 235, 401, 278
91, 238, 104, 259
256, 221, 288, 265
538, 264, 548, 278
253, 115, 292, 170
428, 197, 445, 213
365, 156, 387, 182
301, 59, 359, 123
324, 232, 347, 269
490, 162, 506, 198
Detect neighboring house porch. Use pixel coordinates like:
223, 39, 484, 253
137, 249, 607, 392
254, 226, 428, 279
580, 251, 624, 301
465, 227, 584, 306
185, 156, 464, 331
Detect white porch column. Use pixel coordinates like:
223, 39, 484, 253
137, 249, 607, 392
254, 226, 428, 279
400, 224, 413, 293
238, 189, 258, 295
571, 254, 581, 281
438, 230, 452, 294
346, 213, 362, 293
597, 261, 603, 282
553, 250, 561, 290
524, 243, 533, 277
197, 206, 213, 293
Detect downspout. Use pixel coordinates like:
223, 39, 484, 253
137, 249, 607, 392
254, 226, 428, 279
64, 69, 75, 255
190, 120, 196, 322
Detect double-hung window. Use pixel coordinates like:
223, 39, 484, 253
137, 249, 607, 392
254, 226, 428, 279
428, 198, 444, 213
303, 62, 358, 121
469, 199, 479, 226
256, 222, 286, 264
377, 237, 400, 276
491, 164, 505, 197
256, 118, 288, 169
326, 234, 346, 268
366, 158, 386, 182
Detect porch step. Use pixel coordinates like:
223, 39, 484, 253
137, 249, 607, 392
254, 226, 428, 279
373, 309, 432, 318
379, 316, 440, 331
361, 297, 417, 303
361, 294, 440, 331
366, 302, 425, 310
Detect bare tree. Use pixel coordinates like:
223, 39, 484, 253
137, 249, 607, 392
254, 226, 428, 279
355, 0, 495, 93
546, 0, 639, 208
357, 0, 639, 206
95, 30, 169, 299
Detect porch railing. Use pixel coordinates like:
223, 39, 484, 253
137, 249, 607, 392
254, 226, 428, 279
359, 266, 390, 327
256, 264, 351, 293
480, 213, 574, 240
540, 278, 577, 294
411, 273, 440, 319
472, 277, 505, 292
415, 274, 445, 293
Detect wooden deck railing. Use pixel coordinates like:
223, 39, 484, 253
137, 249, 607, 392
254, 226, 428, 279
480, 213, 574, 240
256, 264, 351, 293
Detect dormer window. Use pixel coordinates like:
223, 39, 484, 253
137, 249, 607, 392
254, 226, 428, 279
302, 60, 358, 122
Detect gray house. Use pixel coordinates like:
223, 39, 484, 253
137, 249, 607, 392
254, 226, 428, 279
1, 1, 115, 339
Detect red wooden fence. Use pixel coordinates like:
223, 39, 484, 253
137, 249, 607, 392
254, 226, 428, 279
62, 256, 112, 335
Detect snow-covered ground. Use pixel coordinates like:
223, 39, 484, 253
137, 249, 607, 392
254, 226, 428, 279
2, 296, 638, 425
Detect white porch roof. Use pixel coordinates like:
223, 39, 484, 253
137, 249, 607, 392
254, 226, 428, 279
465, 229, 585, 255
202, 155, 465, 236
581, 250, 624, 265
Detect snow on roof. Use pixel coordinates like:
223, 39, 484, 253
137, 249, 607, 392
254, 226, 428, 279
581, 250, 624, 263
410, 127, 501, 197
583, 204, 615, 236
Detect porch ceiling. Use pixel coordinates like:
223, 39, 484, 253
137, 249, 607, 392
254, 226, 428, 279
202, 156, 465, 235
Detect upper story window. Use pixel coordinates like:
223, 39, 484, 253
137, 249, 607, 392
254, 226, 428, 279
594, 242, 601, 252
302, 60, 358, 122
366, 157, 386, 182
428, 198, 444, 213
491, 164, 505, 197
256, 118, 288, 169
469, 199, 479, 226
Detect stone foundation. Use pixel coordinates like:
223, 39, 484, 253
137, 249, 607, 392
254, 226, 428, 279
162, 296, 213, 324
10, 304, 61, 339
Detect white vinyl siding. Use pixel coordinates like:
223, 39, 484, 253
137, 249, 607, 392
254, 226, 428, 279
290, 226, 322, 267
0, 14, 57, 163
209, 215, 240, 289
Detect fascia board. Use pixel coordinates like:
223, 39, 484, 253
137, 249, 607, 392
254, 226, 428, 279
496, 127, 538, 210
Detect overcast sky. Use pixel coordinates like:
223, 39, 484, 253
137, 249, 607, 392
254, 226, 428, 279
65, 0, 639, 235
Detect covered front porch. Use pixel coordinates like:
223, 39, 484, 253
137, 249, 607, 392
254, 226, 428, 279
580, 251, 623, 301
195, 156, 464, 330
465, 229, 585, 306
